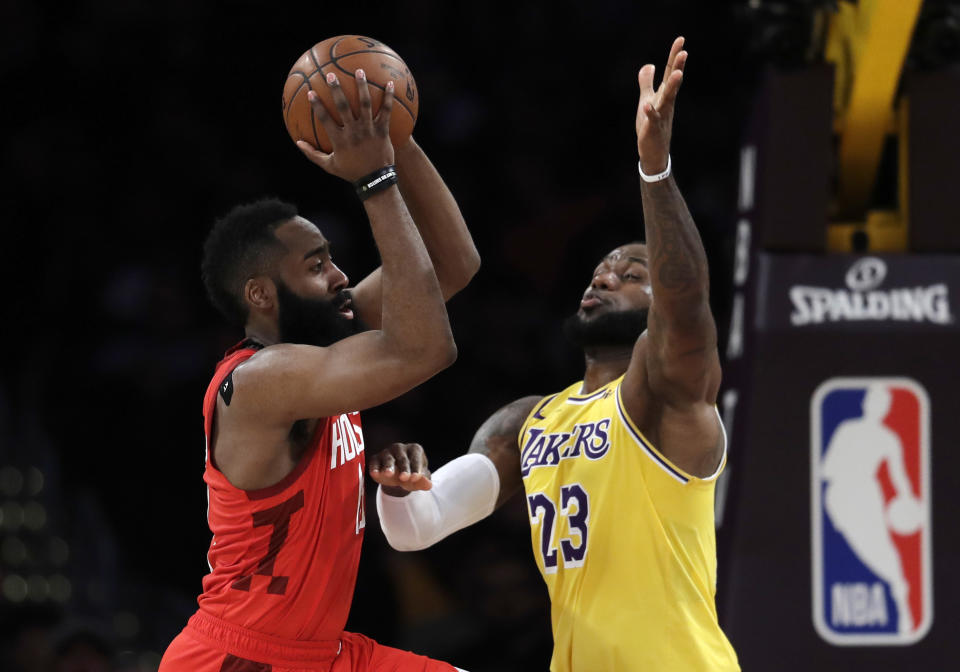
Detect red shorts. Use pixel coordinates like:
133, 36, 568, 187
159, 611, 461, 672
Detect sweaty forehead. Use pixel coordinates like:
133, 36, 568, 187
602, 243, 648, 265
274, 216, 328, 254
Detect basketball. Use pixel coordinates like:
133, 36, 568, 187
282, 35, 419, 152
885, 495, 925, 535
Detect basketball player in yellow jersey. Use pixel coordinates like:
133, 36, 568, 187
369, 37, 739, 670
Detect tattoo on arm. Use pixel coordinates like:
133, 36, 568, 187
468, 396, 541, 508
633, 175, 720, 406
641, 176, 708, 301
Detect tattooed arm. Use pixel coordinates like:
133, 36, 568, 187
639, 174, 720, 396
467, 396, 542, 508
620, 38, 724, 478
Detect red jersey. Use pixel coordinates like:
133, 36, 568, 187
196, 339, 367, 641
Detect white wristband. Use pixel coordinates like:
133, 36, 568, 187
638, 154, 672, 182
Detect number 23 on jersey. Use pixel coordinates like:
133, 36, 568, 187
527, 483, 590, 573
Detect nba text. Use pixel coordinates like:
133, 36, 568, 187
831, 582, 888, 628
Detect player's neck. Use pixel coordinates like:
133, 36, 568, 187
581, 347, 632, 394
245, 321, 280, 347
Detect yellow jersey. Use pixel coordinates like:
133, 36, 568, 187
518, 375, 739, 671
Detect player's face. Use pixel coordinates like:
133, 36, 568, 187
270, 217, 362, 346
563, 244, 652, 349
578, 244, 653, 319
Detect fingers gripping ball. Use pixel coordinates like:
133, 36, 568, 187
885, 495, 925, 535
282, 35, 419, 152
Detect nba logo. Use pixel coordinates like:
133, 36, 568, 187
811, 377, 932, 645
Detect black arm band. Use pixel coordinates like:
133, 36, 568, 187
354, 165, 398, 201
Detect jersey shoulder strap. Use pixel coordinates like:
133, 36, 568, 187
516, 381, 582, 449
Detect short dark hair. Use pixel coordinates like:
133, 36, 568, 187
201, 198, 298, 326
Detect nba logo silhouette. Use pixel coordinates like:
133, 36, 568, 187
811, 377, 932, 645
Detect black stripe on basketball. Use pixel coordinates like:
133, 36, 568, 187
326, 36, 351, 61
284, 70, 312, 124
308, 40, 416, 120
329, 49, 406, 61
316, 46, 413, 78
324, 39, 415, 117
329, 59, 417, 123
319, 38, 418, 122
308, 45, 323, 72
295, 38, 405, 75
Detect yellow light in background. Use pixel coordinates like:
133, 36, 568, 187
826, 0, 924, 220
827, 211, 909, 252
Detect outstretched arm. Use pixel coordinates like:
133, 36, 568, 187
620, 38, 723, 477
349, 138, 481, 328
371, 396, 541, 551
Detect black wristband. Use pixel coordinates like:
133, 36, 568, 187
354, 165, 398, 201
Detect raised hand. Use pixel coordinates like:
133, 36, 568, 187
296, 69, 396, 182
636, 36, 687, 175
369, 442, 433, 495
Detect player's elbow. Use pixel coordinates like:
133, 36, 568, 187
386, 330, 457, 381
462, 249, 481, 285
382, 531, 431, 553
442, 250, 481, 297
439, 338, 458, 368
420, 333, 458, 372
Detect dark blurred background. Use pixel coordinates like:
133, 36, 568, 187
3, 1, 956, 671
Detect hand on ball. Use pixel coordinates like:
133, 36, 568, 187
296, 70, 396, 182
283, 36, 419, 155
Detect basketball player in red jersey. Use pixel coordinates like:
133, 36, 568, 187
159, 71, 475, 672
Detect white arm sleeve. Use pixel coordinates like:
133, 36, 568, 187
375, 452, 501, 552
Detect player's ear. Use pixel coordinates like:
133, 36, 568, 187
244, 276, 276, 312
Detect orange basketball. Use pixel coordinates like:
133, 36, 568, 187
282, 35, 419, 152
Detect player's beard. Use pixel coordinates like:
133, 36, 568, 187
563, 308, 649, 349
275, 280, 365, 347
